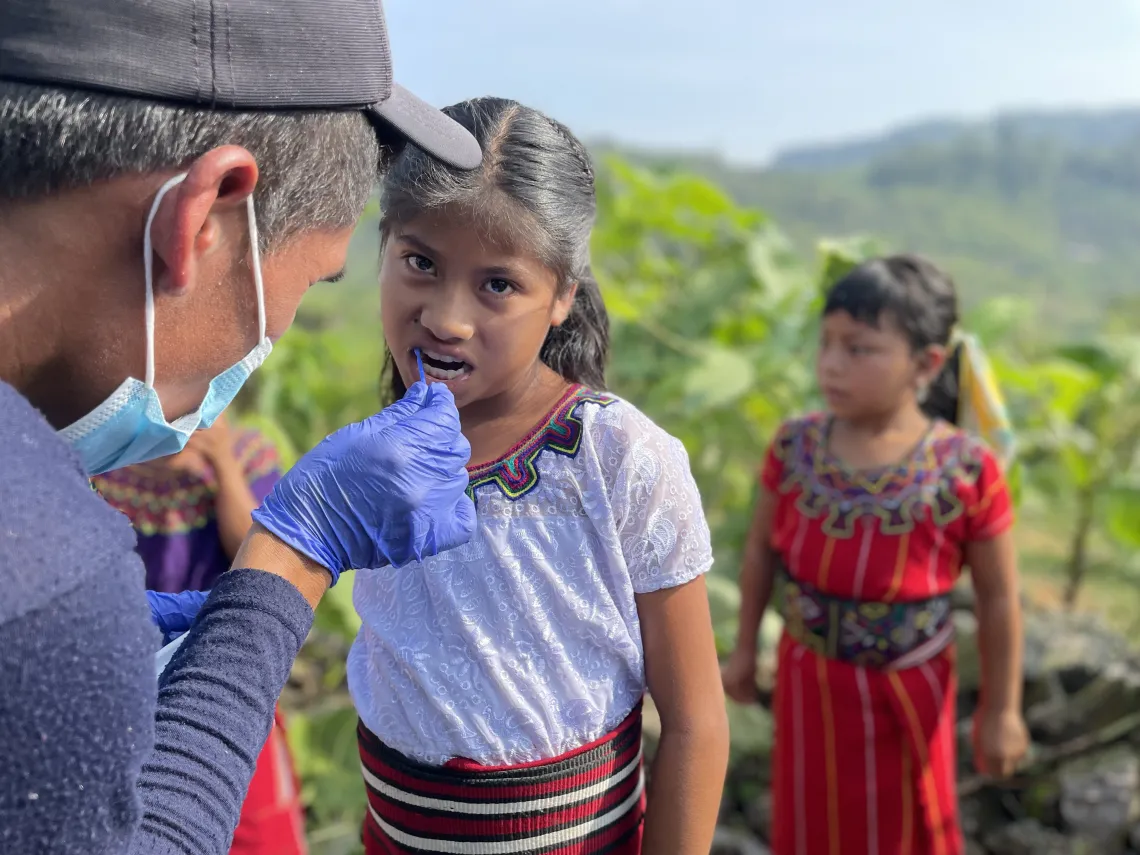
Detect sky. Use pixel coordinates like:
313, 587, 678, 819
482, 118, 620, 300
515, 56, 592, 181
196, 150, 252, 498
384, 0, 1140, 164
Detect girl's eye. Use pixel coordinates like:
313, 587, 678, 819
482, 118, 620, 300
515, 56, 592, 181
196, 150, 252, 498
406, 254, 435, 274
483, 278, 515, 296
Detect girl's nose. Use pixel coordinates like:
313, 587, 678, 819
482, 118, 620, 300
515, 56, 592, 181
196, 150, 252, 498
418, 289, 475, 342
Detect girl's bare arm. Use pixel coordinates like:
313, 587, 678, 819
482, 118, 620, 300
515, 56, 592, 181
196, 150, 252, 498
638, 576, 730, 854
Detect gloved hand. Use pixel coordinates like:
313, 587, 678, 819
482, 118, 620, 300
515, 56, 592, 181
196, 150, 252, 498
252, 381, 475, 584
147, 589, 209, 645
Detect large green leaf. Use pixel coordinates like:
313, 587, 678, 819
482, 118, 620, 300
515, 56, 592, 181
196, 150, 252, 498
1104, 486, 1140, 548
815, 235, 883, 292
681, 345, 755, 411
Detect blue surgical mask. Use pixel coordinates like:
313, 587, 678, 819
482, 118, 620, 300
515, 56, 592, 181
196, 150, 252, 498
59, 173, 273, 475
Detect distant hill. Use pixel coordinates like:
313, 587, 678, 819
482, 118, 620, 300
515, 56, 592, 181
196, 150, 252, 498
771, 108, 1140, 170
602, 107, 1140, 335
313, 109, 1140, 339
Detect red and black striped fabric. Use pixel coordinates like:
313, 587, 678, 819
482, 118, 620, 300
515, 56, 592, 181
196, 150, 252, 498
358, 704, 645, 854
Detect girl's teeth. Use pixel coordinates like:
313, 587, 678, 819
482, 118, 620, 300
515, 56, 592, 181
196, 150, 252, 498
424, 364, 467, 381
425, 350, 463, 366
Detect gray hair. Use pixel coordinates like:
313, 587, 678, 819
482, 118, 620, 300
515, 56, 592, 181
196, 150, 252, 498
0, 81, 380, 250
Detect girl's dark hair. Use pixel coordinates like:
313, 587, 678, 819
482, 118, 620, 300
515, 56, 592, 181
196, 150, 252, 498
378, 96, 609, 402
823, 254, 962, 423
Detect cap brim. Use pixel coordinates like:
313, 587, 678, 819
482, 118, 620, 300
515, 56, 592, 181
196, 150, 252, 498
369, 84, 482, 171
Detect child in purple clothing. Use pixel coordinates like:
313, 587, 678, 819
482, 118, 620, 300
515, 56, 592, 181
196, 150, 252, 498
93, 415, 281, 593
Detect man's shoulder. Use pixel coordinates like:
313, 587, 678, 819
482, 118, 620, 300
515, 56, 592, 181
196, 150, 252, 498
0, 380, 85, 475
0, 383, 140, 624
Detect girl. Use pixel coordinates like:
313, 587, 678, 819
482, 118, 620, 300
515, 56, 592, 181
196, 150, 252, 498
348, 97, 729, 854
92, 415, 307, 855
721, 256, 1027, 855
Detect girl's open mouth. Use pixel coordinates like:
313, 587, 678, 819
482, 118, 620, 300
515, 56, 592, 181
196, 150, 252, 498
419, 349, 472, 381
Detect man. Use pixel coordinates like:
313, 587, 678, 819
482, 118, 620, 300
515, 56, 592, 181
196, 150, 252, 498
0, 2, 481, 853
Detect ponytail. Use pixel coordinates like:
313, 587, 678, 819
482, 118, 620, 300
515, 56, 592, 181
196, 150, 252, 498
922, 342, 962, 425
540, 267, 610, 391
923, 331, 1016, 466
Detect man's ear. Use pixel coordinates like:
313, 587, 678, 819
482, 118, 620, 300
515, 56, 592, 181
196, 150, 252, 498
148, 146, 259, 294
551, 281, 579, 327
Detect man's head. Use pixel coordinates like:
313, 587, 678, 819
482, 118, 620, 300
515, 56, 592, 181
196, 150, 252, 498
0, 0, 479, 449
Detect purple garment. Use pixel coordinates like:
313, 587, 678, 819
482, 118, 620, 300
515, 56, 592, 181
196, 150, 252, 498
91, 429, 283, 593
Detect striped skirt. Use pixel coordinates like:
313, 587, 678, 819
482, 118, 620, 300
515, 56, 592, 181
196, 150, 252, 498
358, 705, 645, 854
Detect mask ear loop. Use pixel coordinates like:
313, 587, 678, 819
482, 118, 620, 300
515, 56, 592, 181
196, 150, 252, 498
142, 173, 189, 388
245, 193, 267, 342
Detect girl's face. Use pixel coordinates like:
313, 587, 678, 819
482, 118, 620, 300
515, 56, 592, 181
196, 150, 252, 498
816, 310, 945, 422
380, 210, 576, 410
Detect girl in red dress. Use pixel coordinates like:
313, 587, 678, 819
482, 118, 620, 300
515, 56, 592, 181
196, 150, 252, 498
722, 255, 1028, 855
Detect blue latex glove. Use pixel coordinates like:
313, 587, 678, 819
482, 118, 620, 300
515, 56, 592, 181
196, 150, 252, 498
146, 589, 209, 645
252, 381, 475, 584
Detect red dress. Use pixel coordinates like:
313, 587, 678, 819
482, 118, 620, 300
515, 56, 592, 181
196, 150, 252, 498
762, 414, 1013, 855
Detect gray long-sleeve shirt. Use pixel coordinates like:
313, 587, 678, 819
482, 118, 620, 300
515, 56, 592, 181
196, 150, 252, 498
0, 381, 315, 854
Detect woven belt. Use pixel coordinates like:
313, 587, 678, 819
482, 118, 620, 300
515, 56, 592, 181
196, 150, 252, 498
775, 567, 954, 670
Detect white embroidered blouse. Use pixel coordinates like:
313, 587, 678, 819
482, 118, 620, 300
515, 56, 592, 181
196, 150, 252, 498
346, 386, 714, 766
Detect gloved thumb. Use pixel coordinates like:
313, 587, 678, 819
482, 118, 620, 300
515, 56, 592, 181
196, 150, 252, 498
402, 380, 430, 405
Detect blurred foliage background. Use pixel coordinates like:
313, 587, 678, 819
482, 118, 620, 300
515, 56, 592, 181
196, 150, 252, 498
231, 139, 1140, 851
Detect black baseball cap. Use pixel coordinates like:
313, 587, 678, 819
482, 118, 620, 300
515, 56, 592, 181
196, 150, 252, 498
0, 0, 482, 170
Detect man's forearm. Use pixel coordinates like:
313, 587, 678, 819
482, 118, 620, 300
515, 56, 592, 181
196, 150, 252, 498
233, 523, 331, 609
133, 568, 315, 855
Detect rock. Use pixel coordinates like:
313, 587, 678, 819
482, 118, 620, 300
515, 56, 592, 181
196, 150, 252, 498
956, 718, 981, 777
1030, 661, 1140, 744
1057, 663, 1102, 696
1021, 612, 1130, 690
950, 579, 976, 612
983, 818, 1095, 855
726, 702, 774, 759
742, 790, 772, 842
959, 788, 1011, 843
1058, 746, 1139, 850
1022, 774, 1062, 827
710, 827, 771, 855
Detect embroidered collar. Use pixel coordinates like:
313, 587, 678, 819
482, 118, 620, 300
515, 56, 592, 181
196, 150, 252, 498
466, 385, 616, 502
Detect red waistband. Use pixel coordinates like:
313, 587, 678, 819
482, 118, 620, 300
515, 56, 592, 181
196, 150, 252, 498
441, 701, 644, 772
357, 703, 646, 854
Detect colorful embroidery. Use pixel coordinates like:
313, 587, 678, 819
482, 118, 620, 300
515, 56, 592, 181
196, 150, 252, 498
91, 429, 280, 536
466, 385, 616, 502
771, 414, 986, 539
776, 568, 954, 669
